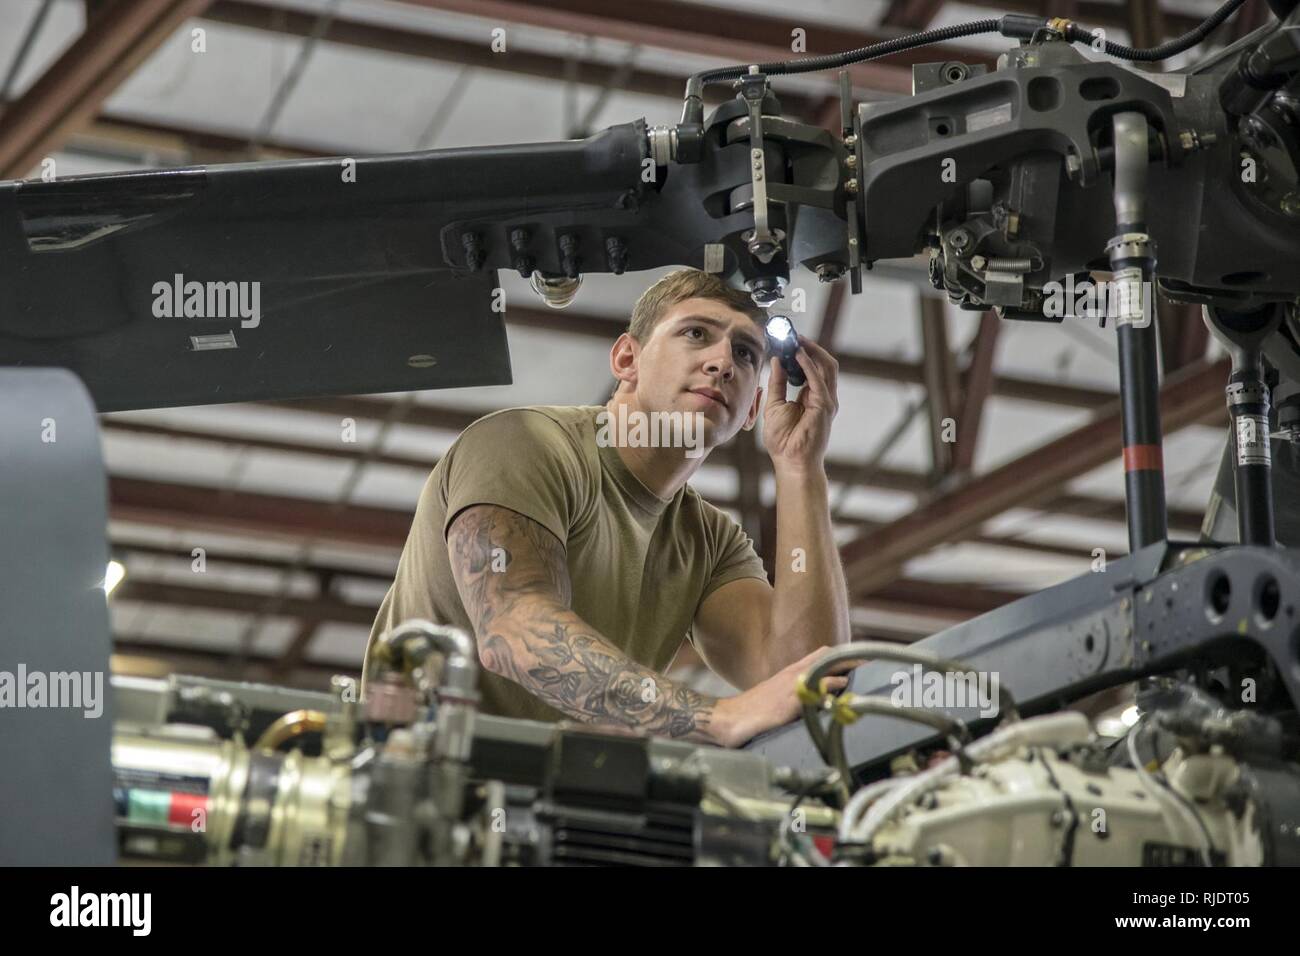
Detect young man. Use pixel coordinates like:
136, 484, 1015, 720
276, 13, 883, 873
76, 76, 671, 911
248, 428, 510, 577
362, 268, 850, 747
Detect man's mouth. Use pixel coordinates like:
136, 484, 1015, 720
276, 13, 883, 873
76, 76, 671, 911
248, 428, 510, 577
688, 388, 727, 408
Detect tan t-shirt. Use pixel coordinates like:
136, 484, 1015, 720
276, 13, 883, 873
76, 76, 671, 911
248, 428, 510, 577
362, 404, 769, 723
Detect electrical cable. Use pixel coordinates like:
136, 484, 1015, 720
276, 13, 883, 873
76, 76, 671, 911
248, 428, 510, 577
695, 19, 1003, 87
849, 711, 1092, 846
1057, 0, 1248, 63
1125, 720, 1216, 866
679, 1, 1250, 130
703, 781, 762, 822
838, 777, 904, 843
826, 695, 971, 801
804, 641, 1019, 720
778, 774, 839, 866
797, 641, 1015, 784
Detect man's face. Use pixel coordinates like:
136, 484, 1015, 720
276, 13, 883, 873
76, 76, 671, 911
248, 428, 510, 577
612, 296, 766, 448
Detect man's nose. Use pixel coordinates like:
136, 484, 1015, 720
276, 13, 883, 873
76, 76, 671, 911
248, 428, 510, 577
703, 344, 735, 380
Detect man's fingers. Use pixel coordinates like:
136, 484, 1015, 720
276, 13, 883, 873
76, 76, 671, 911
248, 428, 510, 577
765, 355, 788, 412
793, 650, 861, 678
797, 335, 839, 374
797, 335, 839, 397
793, 342, 830, 404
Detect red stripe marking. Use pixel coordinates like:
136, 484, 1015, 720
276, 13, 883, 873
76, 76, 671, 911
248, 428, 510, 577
1123, 444, 1164, 472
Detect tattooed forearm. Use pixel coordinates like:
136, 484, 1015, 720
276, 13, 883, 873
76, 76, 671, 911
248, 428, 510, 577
449, 505, 722, 743
481, 623, 717, 740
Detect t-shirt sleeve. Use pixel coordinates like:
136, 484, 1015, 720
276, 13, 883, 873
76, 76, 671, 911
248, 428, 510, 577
686, 505, 769, 650
441, 409, 590, 547
700, 507, 770, 605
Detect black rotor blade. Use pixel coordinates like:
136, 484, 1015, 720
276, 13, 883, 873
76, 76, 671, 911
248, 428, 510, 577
0, 122, 652, 411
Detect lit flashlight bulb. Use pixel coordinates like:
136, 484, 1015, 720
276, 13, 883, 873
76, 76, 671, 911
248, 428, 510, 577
765, 314, 805, 386
766, 315, 794, 341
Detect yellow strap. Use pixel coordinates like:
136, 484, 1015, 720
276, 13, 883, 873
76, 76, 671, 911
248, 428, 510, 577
795, 674, 823, 706
831, 693, 861, 726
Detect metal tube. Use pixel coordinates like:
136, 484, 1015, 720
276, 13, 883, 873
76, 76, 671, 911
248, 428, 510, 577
371, 619, 479, 702
368, 620, 481, 864
1229, 369, 1275, 545
253, 709, 327, 752
1107, 112, 1168, 550
1203, 304, 1282, 547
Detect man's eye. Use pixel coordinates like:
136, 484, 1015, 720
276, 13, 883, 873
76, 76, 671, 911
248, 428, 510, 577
684, 327, 704, 340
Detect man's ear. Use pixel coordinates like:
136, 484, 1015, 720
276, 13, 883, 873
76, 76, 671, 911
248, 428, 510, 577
609, 332, 639, 390
742, 385, 763, 431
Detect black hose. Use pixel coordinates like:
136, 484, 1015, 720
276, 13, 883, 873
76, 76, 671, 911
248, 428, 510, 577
682, 0, 1249, 117
680, 18, 1006, 125
1062, 0, 1248, 62
696, 18, 1003, 86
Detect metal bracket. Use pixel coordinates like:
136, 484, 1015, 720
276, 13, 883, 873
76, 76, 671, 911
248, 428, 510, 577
740, 70, 780, 264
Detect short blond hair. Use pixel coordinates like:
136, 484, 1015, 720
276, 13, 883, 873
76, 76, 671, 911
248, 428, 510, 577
609, 269, 771, 399
627, 268, 769, 343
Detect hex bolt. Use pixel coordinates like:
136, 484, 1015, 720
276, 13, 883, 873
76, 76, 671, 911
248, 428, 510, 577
559, 234, 581, 278
509, 228, 534, 278
461, 231, 485, 272
605, 236, 628, 275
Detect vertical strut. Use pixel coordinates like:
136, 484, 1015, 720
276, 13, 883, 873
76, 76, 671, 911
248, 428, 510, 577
1107, 112, 1168, 550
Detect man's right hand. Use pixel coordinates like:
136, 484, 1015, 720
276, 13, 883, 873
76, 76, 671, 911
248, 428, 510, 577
712, 647, 852, 748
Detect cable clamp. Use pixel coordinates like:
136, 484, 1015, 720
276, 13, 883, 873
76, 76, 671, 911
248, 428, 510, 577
795, 675, 824, 707
831, 693, 862, 726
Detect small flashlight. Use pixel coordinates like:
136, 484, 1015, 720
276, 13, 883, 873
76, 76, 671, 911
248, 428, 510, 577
765, 314, 805, 387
